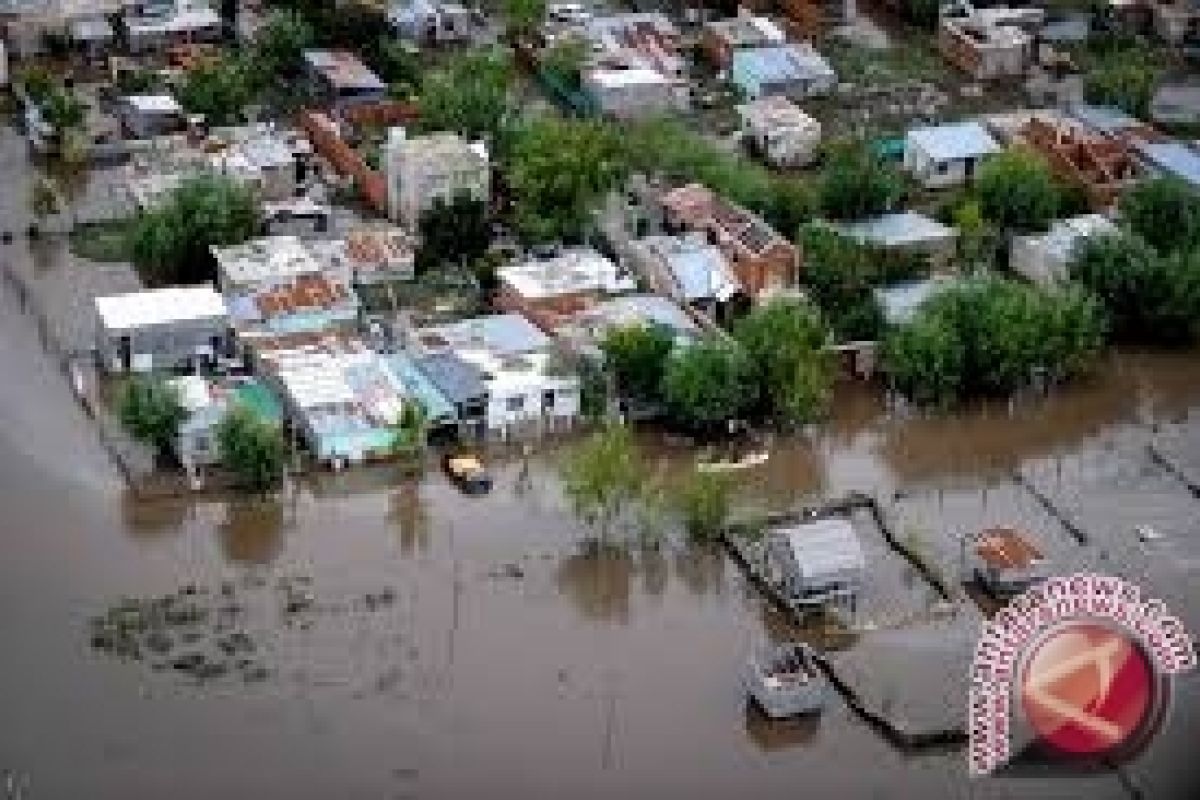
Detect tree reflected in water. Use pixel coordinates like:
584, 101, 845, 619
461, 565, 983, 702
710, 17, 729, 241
218, 496, 285, 564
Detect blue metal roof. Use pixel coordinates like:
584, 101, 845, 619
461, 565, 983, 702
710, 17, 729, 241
1136, 141, 1200, 188
385, 353, 457, 423
732, 44, 835, 83
414, 352, 487, 406
420, 313, 550, 357
906, 121, 1000, 162
1070, 105, 1142, 137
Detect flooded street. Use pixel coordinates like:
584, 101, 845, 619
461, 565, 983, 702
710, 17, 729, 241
1, 126, 1199, 798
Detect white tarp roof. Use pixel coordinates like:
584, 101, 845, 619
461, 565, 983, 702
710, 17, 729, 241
95, 285, 227, 331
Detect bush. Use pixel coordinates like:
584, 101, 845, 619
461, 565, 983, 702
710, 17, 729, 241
819, 140, 904, 221
1119, 177, 1200, 254
217, 405, 286, 492
662, 336, 751, 432
600, 324, 675, 406
975, 149, 1059, 233
732, 298, 832, 425
1070, 233, 1200, 345
672, 472, 733, 542
129, 174, 261, 285
883, 278, 1105, 403
118, 377, 186, 453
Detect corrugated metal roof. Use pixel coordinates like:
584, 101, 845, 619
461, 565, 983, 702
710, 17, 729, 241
776, 517, 866, 581
836, 212, 957, 249
732, 44, 835, 84
414, 352, 486, 405
418, 313, 550, 357
906, 121, 1000, 162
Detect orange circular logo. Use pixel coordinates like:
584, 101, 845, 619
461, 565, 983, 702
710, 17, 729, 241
1020, 621, 1158, 758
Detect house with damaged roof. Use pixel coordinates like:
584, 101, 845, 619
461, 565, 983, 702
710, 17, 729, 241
658, 183, 798, 299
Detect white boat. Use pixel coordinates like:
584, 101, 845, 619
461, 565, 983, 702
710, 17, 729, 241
697, 450, 769, 473
741, 643, 826, 719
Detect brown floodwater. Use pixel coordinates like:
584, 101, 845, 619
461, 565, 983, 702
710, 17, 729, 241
1, 129, 1198, 799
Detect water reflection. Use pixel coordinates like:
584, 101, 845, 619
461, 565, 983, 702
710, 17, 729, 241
672, 545, 726, 598
120, 491, 188, 539
388, 480, 431, 557
743, 703, 822, 751
556, 543, 635, 624
217, 497, 285, 564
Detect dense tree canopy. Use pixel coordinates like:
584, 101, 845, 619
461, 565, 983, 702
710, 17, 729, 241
252, 8, 314, 77
419, 49, 513, 142
1083, 47, 1162, 119
118, 377, 186, 454
502, 0, 546, 41
799, 225, 926, 342
217, 405, 287, 492
416, 192, 492, 274
599, 324, 675, 406
176, 57, 255, 125
505, 116, 626, 243
732, 298, 833, 426
883, 279, 1105, 403
818, 140, 904, 221
1070, 233, 1200, 345
130, 175, 261, 285
974, 148, 1060, 233
662, 337, 751, 431
1119, 177, 1200, 254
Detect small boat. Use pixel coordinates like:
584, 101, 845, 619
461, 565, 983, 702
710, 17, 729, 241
697, 450, 769, 473
741, 642, 826, 719
443, 453, 493, 494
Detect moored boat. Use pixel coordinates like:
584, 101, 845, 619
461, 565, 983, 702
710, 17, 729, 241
741, 642, 826, 719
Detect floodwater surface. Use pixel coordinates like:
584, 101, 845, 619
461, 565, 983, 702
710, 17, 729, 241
1, 130, 1199, 800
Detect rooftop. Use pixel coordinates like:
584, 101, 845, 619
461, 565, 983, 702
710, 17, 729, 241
1017, 214, 1116, 261
637, 234, 740, 302
906, 121, 1000, 162
773, 517, 866, 581
96, 285, 227, 331
661, 183, 789, 257
736, 95, 820, 133
705, 12, 786, 48
731, 43, 835, 84
499, 248, 635, 301
124, 94, 181, 115
974, 528, 1044, 570
212, 236, 324, 288
126, 1, 221, 36
1134, 140, 1200, 188
304, 49, 387, 93
417, 313, 551, 358
835, 212, 957, 249
874, 278, 954, 326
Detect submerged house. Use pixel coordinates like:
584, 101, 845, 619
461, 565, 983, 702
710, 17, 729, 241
967, 527, 1047, 595
95, 285, 231, 374
169, 374, 283, 473
626, 233, 743, 319
413, 313, 581, 439
766, 516, 866, 608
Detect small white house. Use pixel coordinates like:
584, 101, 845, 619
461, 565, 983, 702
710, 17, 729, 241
766, 516, 866, 608
904, 121, 1001, 189
95, 286, 230, 373
1010, 214, 1116, 286
119, 94, 185, 139
737, 95, 821, 168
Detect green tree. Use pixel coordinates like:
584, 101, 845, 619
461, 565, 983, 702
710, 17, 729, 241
599, 324, 675, 405
418, 49, 513, 141
952, 198, 996, 273
799, 224, 925, 342
732, 298, 832, 426
251, 8, 314, 77
883, 278, 1105, 403
40, 88, 85, 134
540, 36, 588, 88
130, 174, 261, 285
561, 423, 645, 539
662, 337, 751, 431
176, 57, 254, 125
672, 472, 733, 542
1119, 177, 1200, 254
502, 0, 546, 41
390, 400, 429, 459
17, 66, 55, 104
371, 37, 422, 97
217, 405, 287, 492
1070, 233, 1200, 344
118, 376, 186, 453
975, 148, 1059, 233
416, 192, 492, 274
819, 139, 904, 221
1083, 48, 1161, 119
506, 116, 626, 243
